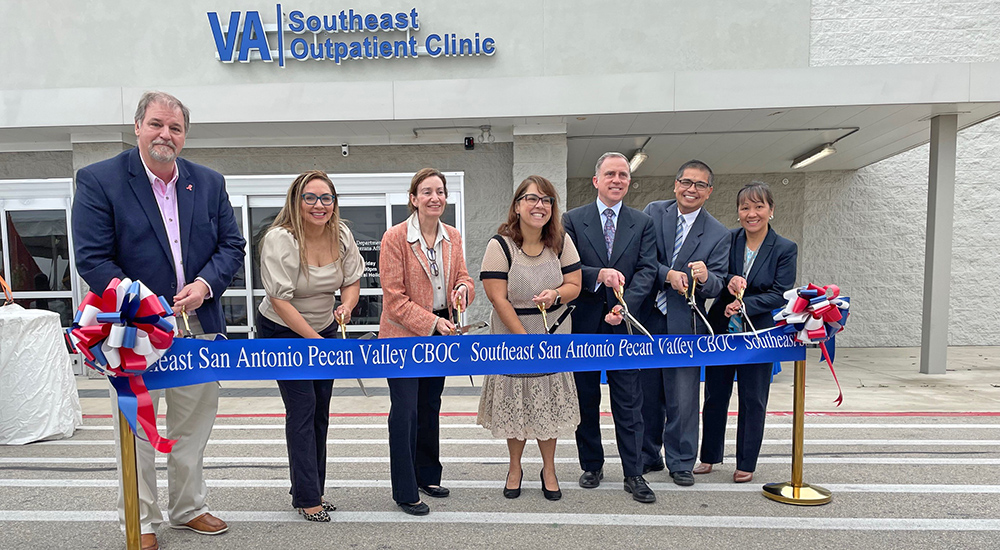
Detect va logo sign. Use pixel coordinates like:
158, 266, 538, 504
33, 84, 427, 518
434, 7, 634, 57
207, 11, 272, 63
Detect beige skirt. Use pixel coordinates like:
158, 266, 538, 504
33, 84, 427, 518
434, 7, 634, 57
476, 371, 581, 441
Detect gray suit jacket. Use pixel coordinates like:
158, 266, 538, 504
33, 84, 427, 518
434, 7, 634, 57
639, 199, 730, 335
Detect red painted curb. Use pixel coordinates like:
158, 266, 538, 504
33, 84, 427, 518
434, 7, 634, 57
82, 411, 1000, 419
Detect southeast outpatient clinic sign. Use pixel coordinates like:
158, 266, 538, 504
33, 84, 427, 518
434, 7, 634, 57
140, 329, 805, 389
207, 5, 497, 66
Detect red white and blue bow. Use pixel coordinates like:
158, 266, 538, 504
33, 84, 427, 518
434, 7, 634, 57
66, 278, 177, 452
772, 284, 851, 406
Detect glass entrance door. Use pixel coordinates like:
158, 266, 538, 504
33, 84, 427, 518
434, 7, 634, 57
0, 179, 77, 327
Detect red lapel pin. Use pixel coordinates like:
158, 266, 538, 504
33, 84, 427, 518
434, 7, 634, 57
186, 184, 193, 191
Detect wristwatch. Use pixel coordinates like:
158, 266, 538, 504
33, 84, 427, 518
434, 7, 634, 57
553, 289, 562, 307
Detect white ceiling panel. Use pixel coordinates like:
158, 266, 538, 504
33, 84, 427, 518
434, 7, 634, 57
625, 112, 674, 135
593, 115, 636, 136
661, 111, 713, 134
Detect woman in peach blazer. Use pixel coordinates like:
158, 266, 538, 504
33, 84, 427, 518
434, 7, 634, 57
379, 168, 475, 516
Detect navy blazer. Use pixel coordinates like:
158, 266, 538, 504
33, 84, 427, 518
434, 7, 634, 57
72, 148, 246, 334
639, 199, 731, 335
563, 202, 658, 334
707, 226, 798, 334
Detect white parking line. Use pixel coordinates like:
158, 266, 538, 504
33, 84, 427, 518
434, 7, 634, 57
3, 456, 1000, 465
1, 510, 999, 530
29, 438, 1000, 446
3, 478, 1000, 494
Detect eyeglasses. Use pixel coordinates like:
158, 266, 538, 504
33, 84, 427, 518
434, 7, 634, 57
517, 193, 555, 207
302, 193, 336, 206
677, 179, 712, 191
425, 247, 440, 277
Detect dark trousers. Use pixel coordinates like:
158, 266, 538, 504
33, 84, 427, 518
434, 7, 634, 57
388, 376, 445, 504
258, 316, 339, 508
573, 369, 644, 477
641, 366, 702, 473
700, 362, 772, 472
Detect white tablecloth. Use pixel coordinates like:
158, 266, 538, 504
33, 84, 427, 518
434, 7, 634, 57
0, 304, 82, 445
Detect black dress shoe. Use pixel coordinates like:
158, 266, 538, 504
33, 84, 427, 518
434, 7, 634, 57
540, 469, 562, 501
670, 470, 695, 487
623, 476, 656, 503
397, 501, 430, 516
642, 462, 665, 474
418, 485, 451, 498
503, 469, 523, 499
578, 469, 604, 489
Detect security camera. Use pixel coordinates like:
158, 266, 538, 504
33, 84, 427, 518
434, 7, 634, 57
341, 144, 349, 157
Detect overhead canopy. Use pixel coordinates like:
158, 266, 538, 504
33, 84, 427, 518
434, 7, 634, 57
1, 62, 998, 176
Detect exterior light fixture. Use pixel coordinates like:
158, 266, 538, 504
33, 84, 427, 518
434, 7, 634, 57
628, 150, 648, 173
790, 143, 836, 169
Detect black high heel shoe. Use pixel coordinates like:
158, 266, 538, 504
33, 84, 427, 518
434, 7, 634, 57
540, 469, 562, 501
503, 469, 523, 499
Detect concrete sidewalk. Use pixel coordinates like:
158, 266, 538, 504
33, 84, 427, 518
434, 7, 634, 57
74, 346, 1000, 416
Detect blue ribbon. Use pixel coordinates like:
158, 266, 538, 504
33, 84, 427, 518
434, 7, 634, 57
141, 328, 806, 391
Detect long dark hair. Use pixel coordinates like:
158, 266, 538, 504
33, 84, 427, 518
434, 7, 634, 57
497, 175, 565, 255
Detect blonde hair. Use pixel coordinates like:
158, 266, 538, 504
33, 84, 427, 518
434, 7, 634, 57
267, 170, 341, 278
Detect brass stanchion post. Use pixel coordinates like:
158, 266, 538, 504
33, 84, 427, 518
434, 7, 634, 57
762, 359, 832, 505
118, 411, 142, 549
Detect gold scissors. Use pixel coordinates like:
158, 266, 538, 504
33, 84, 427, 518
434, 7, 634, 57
613, 285, 653, 340
537, 301, 549, 330
336, 311, 348, 339
335, 310, 370, 397
686, 274, 714, 336
735, 288, 762, 342
451, 294, 465, 336
179, 306, 194, 338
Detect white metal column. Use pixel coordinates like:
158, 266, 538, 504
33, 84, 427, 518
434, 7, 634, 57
919, 114, 958, 375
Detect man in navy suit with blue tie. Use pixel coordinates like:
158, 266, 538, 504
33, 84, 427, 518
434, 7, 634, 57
73, 91, 245, 550
563, 152, 658, 503
638, 160, 730, 487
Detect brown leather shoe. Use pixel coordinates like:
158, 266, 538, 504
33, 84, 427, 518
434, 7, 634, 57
733, 470, 753, 483
170, 512, 229, 535
140, 533, 159, 550
693, 462, 713, 475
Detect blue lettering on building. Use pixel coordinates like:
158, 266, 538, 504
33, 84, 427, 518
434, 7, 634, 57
207, 5, 495, 67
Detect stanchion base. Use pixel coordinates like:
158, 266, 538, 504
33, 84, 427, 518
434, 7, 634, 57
762, 482, 832, 506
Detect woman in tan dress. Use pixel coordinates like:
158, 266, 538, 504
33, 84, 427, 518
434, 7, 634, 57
477, 175, 582, 501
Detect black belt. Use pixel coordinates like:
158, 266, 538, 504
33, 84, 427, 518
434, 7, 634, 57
513, 304, 564, 316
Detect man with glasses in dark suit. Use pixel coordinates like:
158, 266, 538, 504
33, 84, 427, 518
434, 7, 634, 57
638, 159, 730, 487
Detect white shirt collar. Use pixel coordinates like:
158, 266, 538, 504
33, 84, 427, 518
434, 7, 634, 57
406, 212, 450, 247
596, 198, 622, 219
678, 207, 701, 226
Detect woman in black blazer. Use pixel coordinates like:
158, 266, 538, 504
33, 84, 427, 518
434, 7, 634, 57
695, 182, 797, 483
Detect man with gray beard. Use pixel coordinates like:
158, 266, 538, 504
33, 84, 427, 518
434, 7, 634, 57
72, 91, 245, 550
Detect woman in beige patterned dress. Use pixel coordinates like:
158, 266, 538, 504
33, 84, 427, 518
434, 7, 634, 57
477, 175, 582, 501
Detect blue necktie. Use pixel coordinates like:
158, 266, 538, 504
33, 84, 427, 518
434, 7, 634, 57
671, 215, 685, 265
603, 208, 615, 260
656, 215, 686, 315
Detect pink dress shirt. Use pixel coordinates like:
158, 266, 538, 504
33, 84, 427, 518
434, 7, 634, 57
140, 157, 213, 310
